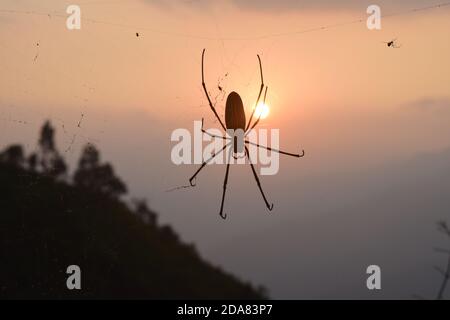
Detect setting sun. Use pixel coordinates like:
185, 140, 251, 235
255, 102, 270, 119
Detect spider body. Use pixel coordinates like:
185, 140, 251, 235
189, 49, 305, 219
225, 91, 246, 153
225, 91, 246, 131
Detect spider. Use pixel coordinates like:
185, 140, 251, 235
188, 49, 305, 219
383, 38, 401, 48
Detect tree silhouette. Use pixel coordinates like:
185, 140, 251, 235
28, 153, 37, 172
74, 144, 127, 198
435, 221, 450, 300
0, 145, 24, 167
36, 121, 67, 179
416, 221, 450, 300
39, 121, 55, 151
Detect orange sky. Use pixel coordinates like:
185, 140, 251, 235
1, 0, 450, 214
1, 1, 450, 167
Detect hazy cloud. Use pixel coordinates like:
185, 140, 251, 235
405, 97, 450, 113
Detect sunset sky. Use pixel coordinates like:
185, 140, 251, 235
1, 0, 450, 298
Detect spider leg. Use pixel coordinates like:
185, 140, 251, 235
246, 86, 268, 134
245, 54, 265, 132
245, 140, 305, 158
245, 146, 274, 211
189, 143, 230, 186
219, 148, 232, 219
201, 118, 230, 141
202, 49, 227, 131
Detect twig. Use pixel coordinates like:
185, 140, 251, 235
436, 255, 450, 300
435, 221, 450, 300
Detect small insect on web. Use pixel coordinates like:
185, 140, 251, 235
383, 38, 402, 48
188, 49, 305, 219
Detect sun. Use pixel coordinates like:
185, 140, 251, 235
255, 102, 270, 119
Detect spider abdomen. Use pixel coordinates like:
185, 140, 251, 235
225, 92, 246, 131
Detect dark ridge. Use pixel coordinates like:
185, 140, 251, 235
0, 163, 266, 299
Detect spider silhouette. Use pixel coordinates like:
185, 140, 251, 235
188, 49, 305, 219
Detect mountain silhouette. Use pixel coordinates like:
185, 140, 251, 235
0, 122, 265, 299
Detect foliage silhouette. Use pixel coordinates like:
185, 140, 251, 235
33, 120, 67, 179
74, 144, 127, 199
0, 145, 24, 167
